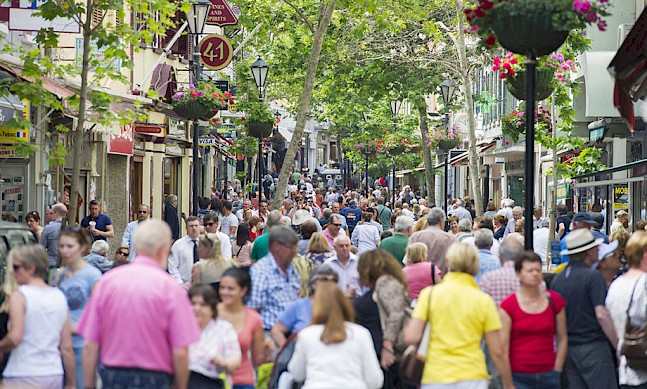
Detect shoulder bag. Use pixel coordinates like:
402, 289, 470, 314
398, 264, 435, 385
621, 275, 647, 371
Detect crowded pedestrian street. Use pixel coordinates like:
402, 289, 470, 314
1, 0, 647, 388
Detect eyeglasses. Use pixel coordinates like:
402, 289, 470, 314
12, 264, 22, 271
205, 222, 215, 227
117, 251, 129, 256
332, 223, 342, 227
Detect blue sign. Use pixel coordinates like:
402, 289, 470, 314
550, 240, 561, 265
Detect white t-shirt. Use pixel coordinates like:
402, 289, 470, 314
288, 323, 383, 389
220, 214, 239, 237
189, 319, 241, 379
606, 274, 647, 386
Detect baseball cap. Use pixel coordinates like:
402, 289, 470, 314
572, 212, 597, 225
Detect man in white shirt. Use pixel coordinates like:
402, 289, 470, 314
220, 201, 239, 238
203, 212, 233, 259
168, 216, 201, 285
120, 204, 150, 262
533, 218, 556, 266
235, 199, 258, 221
324, 235, 365, 299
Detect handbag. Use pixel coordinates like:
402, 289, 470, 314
398, 266, 435, 385
621, 275, 647, 371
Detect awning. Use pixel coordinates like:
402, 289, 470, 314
149, 64, 177, 103
396, 140, 497, 174
608, 8, 647, 131
0, 63, 76, 100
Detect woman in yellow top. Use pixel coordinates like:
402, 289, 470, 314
403, 241, 514, 389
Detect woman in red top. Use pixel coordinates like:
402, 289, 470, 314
500, 251, 567, 389
248, 216, 263, 242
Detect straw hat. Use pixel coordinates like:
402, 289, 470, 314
560, 229, 604, 256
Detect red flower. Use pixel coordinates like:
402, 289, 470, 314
481, 0, 493, 10
510, 57, 518, 65
475, 8, 486, 17
241, 117, 246, 121
499, 73, 507, 79
485, 35, 496, 46
191, 91, 198, 97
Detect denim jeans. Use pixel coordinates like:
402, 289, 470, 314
100, 366, 172, 389
73, 347, 83, 389
233, 386, 256, 389
512, 370, 561, 389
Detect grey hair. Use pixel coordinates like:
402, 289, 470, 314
503, 198, 514, 207
268, 226, 299, 246
474, 228, 494, 249
133, 219, 172, 257
166, 194, 178, 205
512, 206, 523, 213
541, 218, 550, 228
266, 210, 283, 228
280, 216, 292, 226
458, 218, 472, 232
323, 208, 333, 218
499, 237, 523, 262
427, 207, 446, 226
308, 264, 339, 294
456, 198, 465, 207
91, 240, 110, 256
395, 215, 415, 232
329, 214, 342, 224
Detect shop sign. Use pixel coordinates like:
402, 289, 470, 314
613, 184, 629, 210
561, 152, 580, 166
0, 128, 28, 143
134, 124, 164, 135
199, 136, 218, 147
165, 141, 183, 156
206, 0, 238, 26
216, 123, 236, 138
0, 145, 17, 158
168, 118, 188, 139
108, 124, 134, 156
199, 34, 233, 71
556, 183, 570, 201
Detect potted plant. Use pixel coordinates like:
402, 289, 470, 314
500, 103, 552, 143
425, 128, 463, 151
238, 101, 277, 138
172, 83, 231, 120
492, 52, 577, 100
353, 140, 379, 156
229, 136, 259, 159
378, 133, 416, 156
465, 0, 610, 55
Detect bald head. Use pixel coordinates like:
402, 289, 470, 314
133, 219, 172, 267
52, 203, 68, 218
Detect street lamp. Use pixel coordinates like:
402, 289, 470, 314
251, 57, 269, 101
390, 99, 402, 207
362, 112, 370, 193
251, 57, 269, 202
439, 77, 457, 214
185, 0, 212, 216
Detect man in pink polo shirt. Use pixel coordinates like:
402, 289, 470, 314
78, 219, 200, 389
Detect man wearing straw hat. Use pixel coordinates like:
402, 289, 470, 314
551, 229, 619, 389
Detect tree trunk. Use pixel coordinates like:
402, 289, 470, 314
271, 1, 336, 210
418, 106, 436, 206
455, 0, 483, 216
68, 5, 93, 226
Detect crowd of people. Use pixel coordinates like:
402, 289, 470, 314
4, 181, 647, 389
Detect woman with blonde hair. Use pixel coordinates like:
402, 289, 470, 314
193, 233, 233, 292
404, 242, 514, 389
412, 217, 428, 233
305, 232, 334, 267
403, 242, 442, 299
288, 283, 383, 389
355, 250, 413, 388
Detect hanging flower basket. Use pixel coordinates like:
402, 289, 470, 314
506, 68, 556, 101
354, 141, 379, 157
389, 145, 407, 156
437, 138, 461, 151
247, 121, 274, 138
492, 12, 568, 56
173, 100, 214, 121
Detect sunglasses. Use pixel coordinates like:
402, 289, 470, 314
332, 223, 342, 227
12, 264, 22, 271
117, 251, 129, 256
205, 222, 215, 227
138, 211, 148, 214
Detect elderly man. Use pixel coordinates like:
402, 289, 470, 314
503, 206, 523, 239
121, 204, 150, 262
236, 199, 258, 221
474, 229, 501, 285
203, 212, 233, 259
41, 203, 67, 268
610, 210, 629, 235
380, 215, 413, 265
533, 218, 555, 266
248, 226, 301, 331
324, 235, 365, 298
329, 202, 348, 231
408, 207, 455, 274
551, 229, 618, 389
449, 198, 472, 222
497, 198, 514, 221
84, 240, 114, 273
78, 220, 200, 389
479, 237, 524, 305
532, 206, 546, 230
168, 216, 201, 285
323, 214, 346, 248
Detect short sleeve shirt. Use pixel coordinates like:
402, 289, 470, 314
220, 214, 239, 237
58, 264, 102, 348
189, 319, 241, 379
278, 298, 313, 333
81, 213, 113, 241
550, 261, 608, 345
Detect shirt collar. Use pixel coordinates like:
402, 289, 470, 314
444, 272, 478, 288
266, 251, 297, 276
503, 261, 515, 269
478, 248, 493, 255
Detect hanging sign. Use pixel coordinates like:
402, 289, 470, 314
206, 0, 238, 26
613, 184, 629, 210
199, 34, 233, 71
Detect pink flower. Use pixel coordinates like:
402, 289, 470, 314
516, 121, 522, 126
573, 0, 591, 14
597, 19, 607, 31
517, 112, 524, 118
587, 11, 598, 21
188, 83, 195, 89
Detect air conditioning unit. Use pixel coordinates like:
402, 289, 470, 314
618, 23, 634, 49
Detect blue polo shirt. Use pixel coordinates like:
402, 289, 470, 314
80, 213, 113, 241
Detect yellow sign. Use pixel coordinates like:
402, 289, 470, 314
228, 102, 236, 111
613, 185, 629, 210
0, 145, 16, 159
22, 100, 30, 120
0, 129, 29, 143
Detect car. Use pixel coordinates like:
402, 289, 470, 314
319, 169, 343, 190
0, 222, 38, 285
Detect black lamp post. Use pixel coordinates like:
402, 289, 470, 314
185, 0, 212, 216
523, 55, 537, 250
362, 112, 370, 194
439, 77, 457, 214
390, 99, 402, 206
251, 57, 269, 202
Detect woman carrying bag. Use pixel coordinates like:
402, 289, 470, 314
403, 241, 514, 389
